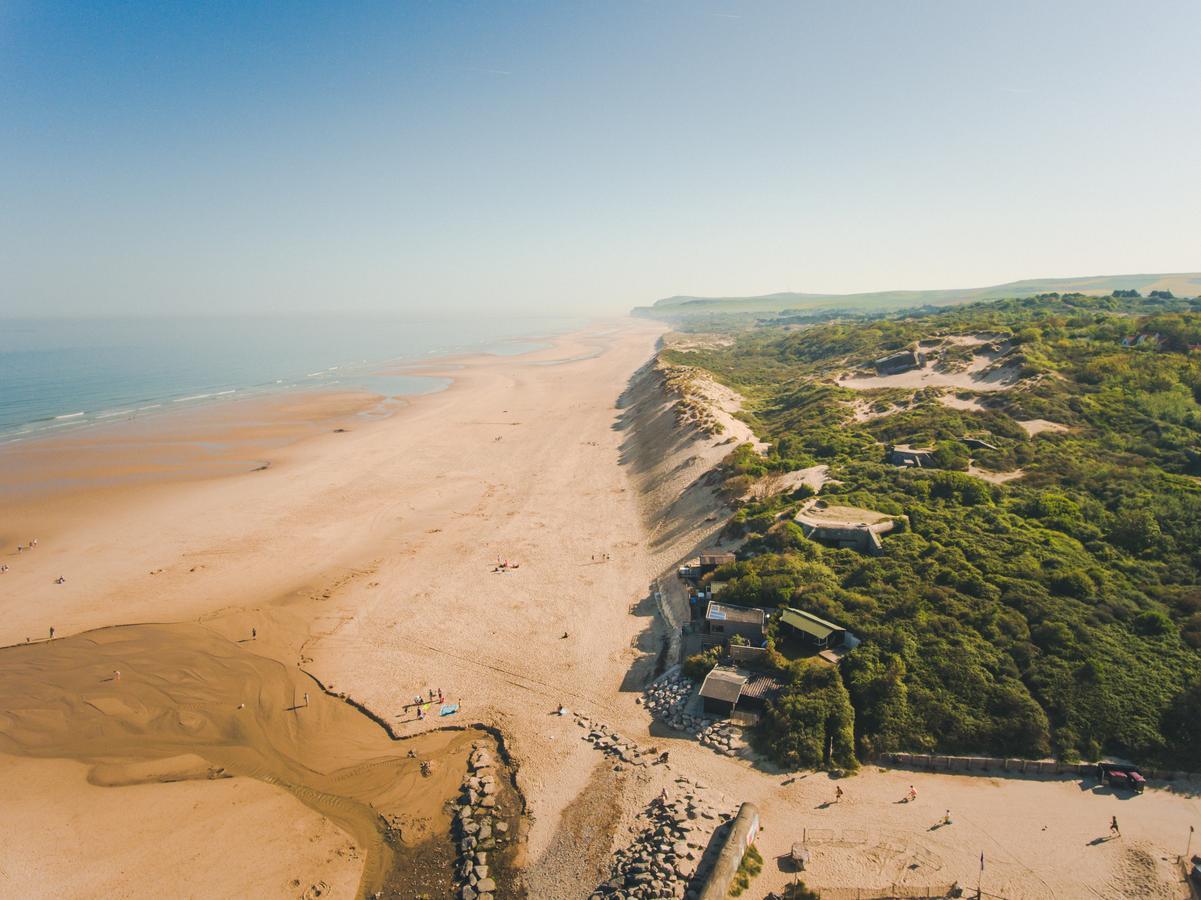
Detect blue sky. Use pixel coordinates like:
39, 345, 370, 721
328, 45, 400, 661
2, 1, 1199, 316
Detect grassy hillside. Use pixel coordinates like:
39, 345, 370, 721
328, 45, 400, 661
634, 273, 1201, 324
671, 292, 1201, 770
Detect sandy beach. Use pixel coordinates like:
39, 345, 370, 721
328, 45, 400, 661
2, 318, 1198, 900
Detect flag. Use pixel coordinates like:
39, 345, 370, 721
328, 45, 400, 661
980, 851, 985, 871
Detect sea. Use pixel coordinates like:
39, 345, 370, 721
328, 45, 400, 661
0, 315, 585, 443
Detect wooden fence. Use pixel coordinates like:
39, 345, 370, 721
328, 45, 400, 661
805, 886, 963, 900
879, 752, 1199, 784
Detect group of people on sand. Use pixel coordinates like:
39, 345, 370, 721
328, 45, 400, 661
412, 687, 445, 720
591, 553, 610, 562
883, 785, 952, 827
889, 783, 1121, 840
7, 537, 71, 584
493, 558, 520, 573
3, 537, 42, 575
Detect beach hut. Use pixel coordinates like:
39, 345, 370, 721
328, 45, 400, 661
697, 551, 736, 575
698, 667, 747, 716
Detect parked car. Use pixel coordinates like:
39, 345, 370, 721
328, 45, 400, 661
1097, 762, 1145, 793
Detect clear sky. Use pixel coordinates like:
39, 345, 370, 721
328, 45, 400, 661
2, 1, 1199, 317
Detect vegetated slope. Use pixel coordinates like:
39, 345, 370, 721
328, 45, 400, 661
669, 291, 1201, 769
632, 272, 1201, 323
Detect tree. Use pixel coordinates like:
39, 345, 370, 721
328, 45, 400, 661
1109, 508, 1163, 553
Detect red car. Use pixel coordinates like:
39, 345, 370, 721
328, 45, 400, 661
1097, 763, 1145, 793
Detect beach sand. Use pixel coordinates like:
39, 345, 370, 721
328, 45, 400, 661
1, 317, 1197, 899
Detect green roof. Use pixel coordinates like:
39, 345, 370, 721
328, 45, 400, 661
780, 608, 842, 641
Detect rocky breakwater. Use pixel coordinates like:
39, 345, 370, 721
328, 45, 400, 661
592, 777, 736, 900
575, 713, 657, 770
452, 742, 519, 899
640, 671, 749, 759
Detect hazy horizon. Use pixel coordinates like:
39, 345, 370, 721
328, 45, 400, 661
3, 1, 1199, 317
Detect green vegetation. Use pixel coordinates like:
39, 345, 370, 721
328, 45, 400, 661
632, 273, 1201, 326
773, 884, 821, 900
670, 292, 1201, 769
728, 844, 763, 897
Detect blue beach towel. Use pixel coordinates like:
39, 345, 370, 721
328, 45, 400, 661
439, 704, 459, 716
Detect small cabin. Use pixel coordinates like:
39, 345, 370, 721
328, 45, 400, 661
698, 666, 781, 718
705, 601, 767, 643
779, 607, 848, 649
699, 666, 747, 716
678, 551, 736, 582
698, 551, 736, 574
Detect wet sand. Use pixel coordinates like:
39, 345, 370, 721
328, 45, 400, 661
0, 619, 502, 898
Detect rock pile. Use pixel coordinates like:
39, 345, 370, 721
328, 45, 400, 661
641, 671, 747, 758
574, 713, 658, 769
697, 721, 744, 757
452, 742, 513, 900
591, 778, 735, 900
640, 671, 702, 733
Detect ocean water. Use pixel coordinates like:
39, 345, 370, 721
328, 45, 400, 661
0, 315, 583, 442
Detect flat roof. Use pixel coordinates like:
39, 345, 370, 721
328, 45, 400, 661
706, 601, 765, 626
780, 607, 842, 640
699, 667, 746, 704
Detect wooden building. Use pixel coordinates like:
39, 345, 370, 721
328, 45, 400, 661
780, 607, 847, 649
698, 667, 747, 716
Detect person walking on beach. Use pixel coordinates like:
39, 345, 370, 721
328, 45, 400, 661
942, 809, 952, 826
49, 626, 55, 640
907, 785, 917, 803
303, 691, 310, 707
1110, 815, 1120, 838
417, 705, 425, 720
113, 670, 121, 682
835, 786, 844, 803
251, 627, 257, 641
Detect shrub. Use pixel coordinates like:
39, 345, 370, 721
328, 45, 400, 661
1133, 610, 1173, 636
683, 648, 720, 680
